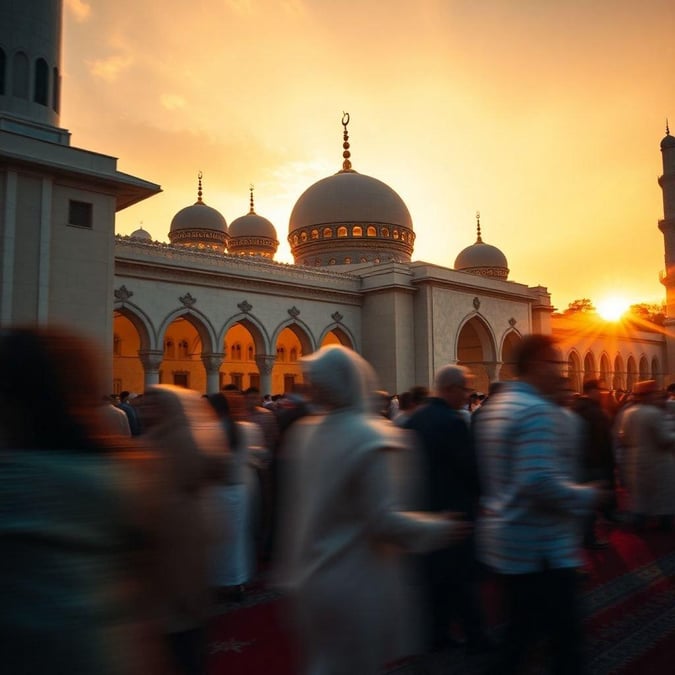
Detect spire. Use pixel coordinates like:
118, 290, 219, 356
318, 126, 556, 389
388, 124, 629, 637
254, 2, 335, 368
249, 184, 256, 214
341, 112, 353, 172
476, 211, 483, 243
196, 171, 204, 204
667, 119, 671, 137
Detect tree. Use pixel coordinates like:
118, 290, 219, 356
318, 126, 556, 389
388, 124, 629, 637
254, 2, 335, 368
627, 301, 666, 326
564, 298, 596, 315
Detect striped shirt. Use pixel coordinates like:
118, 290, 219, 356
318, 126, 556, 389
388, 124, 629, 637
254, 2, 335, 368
473, 381, 596, 573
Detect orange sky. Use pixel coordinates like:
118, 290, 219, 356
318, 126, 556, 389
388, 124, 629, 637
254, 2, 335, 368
61, 0, 675, 311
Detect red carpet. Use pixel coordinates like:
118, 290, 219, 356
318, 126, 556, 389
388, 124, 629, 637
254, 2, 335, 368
207, 525, 675, 675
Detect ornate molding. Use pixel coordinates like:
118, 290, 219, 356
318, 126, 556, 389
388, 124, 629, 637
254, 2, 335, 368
179, 292, 196, 308
138, 349, 163, 372
509, 317, 517, 327
114, 285, 133, 302
201, 352, 225, 373
473, 297, 481, 310
331, 311, 343, 323
238, 300, 253, 314
288, 306, 301, 319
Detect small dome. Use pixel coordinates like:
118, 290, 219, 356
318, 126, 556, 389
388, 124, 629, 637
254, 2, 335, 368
661, 131, 675, 150
229, 212, 277, 240
454, 215, 509, 280
169, 201, 228, 234
168, 173, 228, 253
130, 226, 152, 242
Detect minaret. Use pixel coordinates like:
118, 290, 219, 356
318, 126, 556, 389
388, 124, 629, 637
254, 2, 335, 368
658, 121, 675, 379
0, 0, 68, 142
0, 0, 159, 390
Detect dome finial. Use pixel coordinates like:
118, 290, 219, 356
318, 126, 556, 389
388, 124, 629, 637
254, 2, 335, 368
476, 210, 483, 243
249, 183, 256, 214
341, 111, 352, 172
667, 118, 671, 136
197, 171, 204, 204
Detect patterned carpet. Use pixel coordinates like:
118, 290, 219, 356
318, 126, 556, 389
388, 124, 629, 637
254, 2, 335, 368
207, 525, 675, 675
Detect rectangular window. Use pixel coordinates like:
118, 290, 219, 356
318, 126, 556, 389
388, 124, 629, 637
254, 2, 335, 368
68, 200, 93, 228
231, 373, 243, 390
173, 372, 189, 388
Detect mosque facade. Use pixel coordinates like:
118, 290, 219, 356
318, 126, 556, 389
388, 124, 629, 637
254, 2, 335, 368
1, 1, 672, 397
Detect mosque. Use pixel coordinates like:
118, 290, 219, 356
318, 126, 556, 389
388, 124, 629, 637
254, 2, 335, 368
1, 1, 672, 397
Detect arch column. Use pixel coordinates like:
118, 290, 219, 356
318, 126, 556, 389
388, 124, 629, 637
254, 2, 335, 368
138, 349, 164, 389
202, 352, 225, 394
255, 354, 277, 396
492, 362, 502, 383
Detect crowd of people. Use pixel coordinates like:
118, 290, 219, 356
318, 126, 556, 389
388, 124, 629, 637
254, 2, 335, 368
2, 326, 674, 675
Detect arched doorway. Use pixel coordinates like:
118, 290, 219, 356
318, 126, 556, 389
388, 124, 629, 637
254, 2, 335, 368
112, 312, 145, 395
273, 326, 308, 395
639, 356, 649, 380
456, 317, 496, 394
626, 356, 637, 392
500, 331, 521, 382
583, 352, 596, 384
320, 326, 355, 349
222, 323, 261, 391
159, 316, 206, 391
613, 354, 624, 392
567, 351, 582, 393
599, 354, 611, 390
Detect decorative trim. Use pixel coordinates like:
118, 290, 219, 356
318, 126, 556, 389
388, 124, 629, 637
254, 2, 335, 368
179, 292, 196, 308
473, 297, 481, 310
331, 311, 343, 323
114, 285, 133, 302
238, 300, 253, 314
288, 306, 300, 318
509, 317, 517, 327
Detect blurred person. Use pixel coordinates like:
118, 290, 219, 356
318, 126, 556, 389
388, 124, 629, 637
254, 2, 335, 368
207, 392, 261, 601
0, 326, 166, 675
99, 394, 132, 437
118, 390, 142, 436
620, 380, 675, 531
572, 379, 617, 546
140, 385, 229, 675
393, 385, 429, 427
473, 334, 606, 675
404, 365, 491, 653
276, 345, 470, 675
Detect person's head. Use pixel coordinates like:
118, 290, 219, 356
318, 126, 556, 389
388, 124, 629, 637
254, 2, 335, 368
434, 364, 473, 410
514, 334, 565, 397
583, 379, 601, 402
667, 383, 675, 400
0, 325, 106, 450
301, 344, 376, 413
632, 380, 663, 405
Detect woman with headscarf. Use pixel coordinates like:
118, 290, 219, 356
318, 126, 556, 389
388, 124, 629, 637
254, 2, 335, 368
0, 326, 166, 675
276, 345, 469, 675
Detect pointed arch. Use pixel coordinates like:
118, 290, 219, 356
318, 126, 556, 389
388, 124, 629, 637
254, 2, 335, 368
158, 307, 217, 354
567, 350, 583, 393
219, 313, 270, 355
613, 354, 624, 391
318, 323, 356, 350
599, 353, 611, 389
113, 302, 156, 351
271, 318, 316, 357
583, 351, 596, 383
456, 314, 497, 393
626, 355, 637, 392
499, 329, 522, 382
638, 355, 649, 380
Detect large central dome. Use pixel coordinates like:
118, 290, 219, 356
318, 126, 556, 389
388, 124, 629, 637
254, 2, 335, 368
288, 114, 415, 267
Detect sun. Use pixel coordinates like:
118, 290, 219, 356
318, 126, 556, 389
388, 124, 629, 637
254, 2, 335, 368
596, 296, 629, 321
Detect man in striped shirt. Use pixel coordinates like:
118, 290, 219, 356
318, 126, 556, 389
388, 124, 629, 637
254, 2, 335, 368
473, 334, 605, 674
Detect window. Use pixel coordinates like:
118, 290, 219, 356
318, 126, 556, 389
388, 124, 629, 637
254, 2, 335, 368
173, 372, 189, 388
337, 226, 348, 238
277, 346, 286, 362
232, 343, 242, 360
311, 229, 319, 240
164, 339, 175, 358
367, 226, 377, 237
393, 230, 399, 239
323, 228, 332, 238
301, 231, 308, 242
34, 58, 48, 105
0, 49, 6, 95
249, 373, 260, 390
231, 373, 243, 390
381, 227, 389, 237
12, 52, 29, 98
352, 226, 363, 237
344, 257, 351, 264
113, 334, 121, 356
178, 339, 189, 359
113, 378, 122, 395
284, 374, 296, 393
290, 347, 298, 362
247, 344, 254, 361
68, 200, 93, 228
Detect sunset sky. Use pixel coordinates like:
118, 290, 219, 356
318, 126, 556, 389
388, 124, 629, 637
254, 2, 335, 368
61, 0, 675, 311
